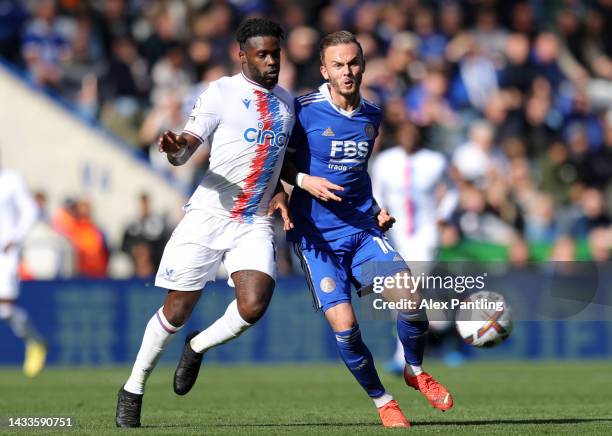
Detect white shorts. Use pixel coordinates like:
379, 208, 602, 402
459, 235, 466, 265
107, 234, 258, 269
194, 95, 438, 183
155, 210, 276, 292
0, 250, 19, 300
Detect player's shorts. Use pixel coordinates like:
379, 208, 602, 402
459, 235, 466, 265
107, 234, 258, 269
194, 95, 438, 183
155, 210, 276, 292
0, 249, 19, 300
293, 229, 409, 312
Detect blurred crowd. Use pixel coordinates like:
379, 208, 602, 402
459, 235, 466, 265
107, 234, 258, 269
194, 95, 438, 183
2, 0, 612, 279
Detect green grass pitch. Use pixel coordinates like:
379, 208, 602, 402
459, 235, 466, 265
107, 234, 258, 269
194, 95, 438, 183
0, 362, 611, 435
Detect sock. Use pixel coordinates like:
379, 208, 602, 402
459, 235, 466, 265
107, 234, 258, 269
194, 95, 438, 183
190, 299, 251, 353
335, 325, 386, 398
0, 304, 41, 341
397, 310, 429, 376
124, 307, 182, 395
373, 392, 394, 408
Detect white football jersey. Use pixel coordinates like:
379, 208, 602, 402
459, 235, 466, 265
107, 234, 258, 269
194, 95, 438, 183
372, 147, 457, 261
183, 73, 295, 223
0, 169, 37, 248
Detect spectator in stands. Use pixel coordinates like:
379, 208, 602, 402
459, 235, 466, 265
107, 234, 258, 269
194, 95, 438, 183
524, 193, 560, 244
582, 8, 612, 80
52, 198, 109, 278
150, 43, 192, 106
523, 92, 559, 157
448, 35, 499, 111
94, 0, 134, 57
139, 4, 181, 68
471, 6, 507, 66
413, 6, 447, 64
448, 183, 520, 246
21, 191, 75, 279
384, 32, 422, 97
0, 0, 28, 64
499, 33, 535, 95
285, 26, 320, 93
539, 141, 577, 206
571, 188, 611, 239
566, 123, 601, 186
21, 0, 71, 90
452, 120, 507, 188
121, 193, 170, 277
99, 36, 150, 147
62, 15, 106, 119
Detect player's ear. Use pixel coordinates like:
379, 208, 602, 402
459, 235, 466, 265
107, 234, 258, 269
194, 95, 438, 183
320, 64, 329, 81
239, 49, 247, 65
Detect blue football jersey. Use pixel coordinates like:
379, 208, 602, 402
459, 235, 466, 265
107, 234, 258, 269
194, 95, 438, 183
287, 83, 382, 243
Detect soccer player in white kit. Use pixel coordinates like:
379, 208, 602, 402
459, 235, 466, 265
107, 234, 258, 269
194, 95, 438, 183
116, 18, 295, 428
0, 165, 47, 377
371, 123, 458, 372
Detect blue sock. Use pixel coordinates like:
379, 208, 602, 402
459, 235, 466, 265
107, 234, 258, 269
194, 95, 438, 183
397, 311, 429, 366
335, 325, 385, 398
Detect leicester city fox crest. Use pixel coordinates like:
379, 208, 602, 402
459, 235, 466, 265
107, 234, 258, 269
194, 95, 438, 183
364, 123, 375, 140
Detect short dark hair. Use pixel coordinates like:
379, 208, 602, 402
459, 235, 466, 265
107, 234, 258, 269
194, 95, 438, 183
236, 18, 284, 50
319, 30, 364, 63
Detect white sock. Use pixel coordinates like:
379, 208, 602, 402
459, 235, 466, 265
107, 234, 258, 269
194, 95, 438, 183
124, 308, 182, 395
190, 299, 251, 353
405, 364, 423, 377
373, 393, 394, 408
0, 304, 40, 341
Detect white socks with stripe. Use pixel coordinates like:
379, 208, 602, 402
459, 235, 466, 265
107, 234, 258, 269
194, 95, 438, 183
124, 308, 182, 395
190, 299, 251, 353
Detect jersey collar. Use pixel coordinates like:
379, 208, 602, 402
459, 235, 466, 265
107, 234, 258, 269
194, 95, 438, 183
319, 83, 363, 118
240, 72, 274, 93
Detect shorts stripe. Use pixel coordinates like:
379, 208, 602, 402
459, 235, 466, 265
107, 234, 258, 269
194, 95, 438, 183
293, 243, 321, 311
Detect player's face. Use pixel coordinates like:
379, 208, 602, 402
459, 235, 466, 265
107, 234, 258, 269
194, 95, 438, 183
320, 43, 364, 98
240, 36, 281, 89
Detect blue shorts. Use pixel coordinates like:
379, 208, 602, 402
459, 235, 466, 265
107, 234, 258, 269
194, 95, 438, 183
294, 229, 409, 312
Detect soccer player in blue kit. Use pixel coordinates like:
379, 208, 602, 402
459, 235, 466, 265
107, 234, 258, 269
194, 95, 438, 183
281, 31, 453, 427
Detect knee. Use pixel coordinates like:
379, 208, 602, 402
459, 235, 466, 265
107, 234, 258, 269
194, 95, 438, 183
236, 293, 270, 324
163, 300, 194, 327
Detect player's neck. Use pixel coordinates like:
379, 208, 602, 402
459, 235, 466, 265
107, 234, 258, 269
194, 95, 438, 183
241, 69, 274, 90
329, 85, 361, 112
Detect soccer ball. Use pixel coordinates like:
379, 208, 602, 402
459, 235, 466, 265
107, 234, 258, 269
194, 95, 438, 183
455, 291, 512, 348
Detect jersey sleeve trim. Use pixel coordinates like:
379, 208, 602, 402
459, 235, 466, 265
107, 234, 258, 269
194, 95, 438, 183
183, 129, 204, 143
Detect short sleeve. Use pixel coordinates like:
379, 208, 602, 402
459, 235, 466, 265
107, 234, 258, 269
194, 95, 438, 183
183, 82, 222, 143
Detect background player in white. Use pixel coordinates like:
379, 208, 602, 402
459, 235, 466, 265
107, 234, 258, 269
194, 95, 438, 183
0, 160, 46, 377
115, 18, 294, 428
371, 123, 459, 372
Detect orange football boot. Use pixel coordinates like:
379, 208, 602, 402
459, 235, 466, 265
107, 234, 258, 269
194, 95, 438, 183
404, 369, 453, 411
377, 400, 410, 428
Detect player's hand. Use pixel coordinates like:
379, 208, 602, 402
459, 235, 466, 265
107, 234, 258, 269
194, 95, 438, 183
301, 175, 344, 202
267, 191, 294, 231
376, 208, 396, 232
158, 130, 186, 155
